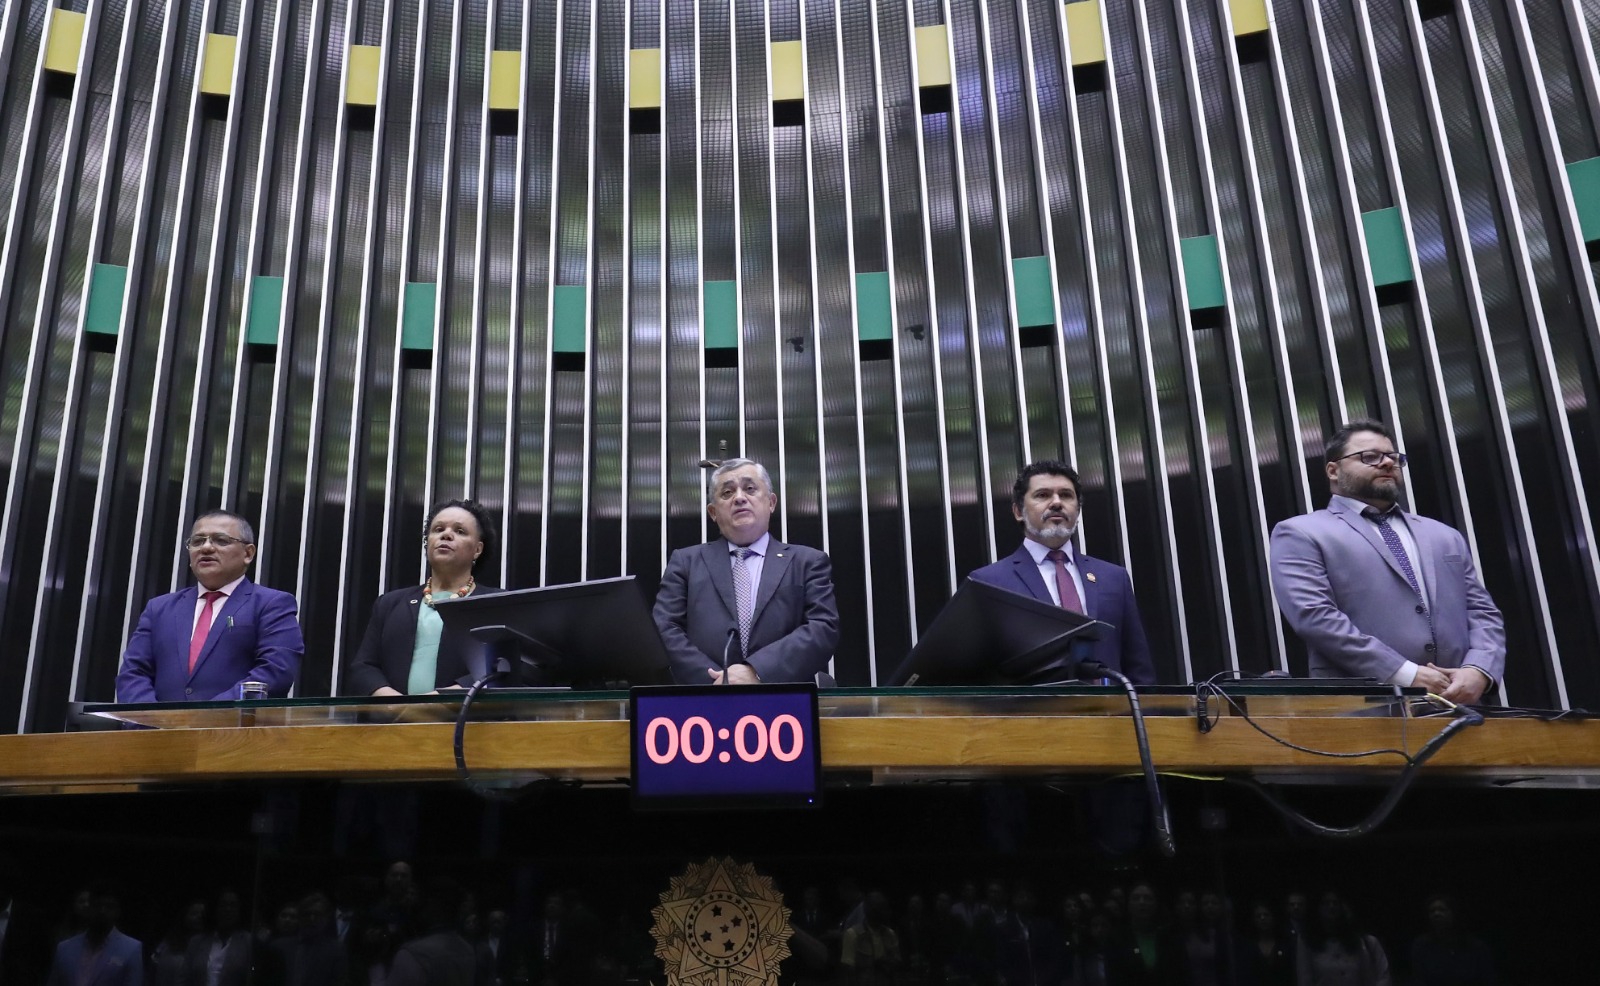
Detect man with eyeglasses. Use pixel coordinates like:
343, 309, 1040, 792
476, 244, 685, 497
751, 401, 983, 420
115, 509, 304, 702
1269, 420, 1504, 703
653, 458, 840, 684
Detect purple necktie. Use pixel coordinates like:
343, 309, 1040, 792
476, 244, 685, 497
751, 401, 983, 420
1365, 508, 1435, 648
1045, 549, 1083, 614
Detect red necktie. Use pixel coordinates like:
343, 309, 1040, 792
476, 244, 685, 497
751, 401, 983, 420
189, 590, 224, 673
1045, 549, 1083, 614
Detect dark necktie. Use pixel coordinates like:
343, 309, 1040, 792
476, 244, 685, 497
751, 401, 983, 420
1365, 508, 1435, 648
732, 547, 755, 655
1045, 549, 1083, 614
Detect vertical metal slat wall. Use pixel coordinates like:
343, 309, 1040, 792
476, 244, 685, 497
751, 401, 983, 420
1, 0, 1599, 730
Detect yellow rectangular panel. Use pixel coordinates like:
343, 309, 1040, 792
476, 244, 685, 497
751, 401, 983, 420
1230, 0, 1269, 35
347, 45, 382, 106
489, 50, 521, 111
1064, 1, 1105, 67
915, 25, 951, 88
200, 34, 237, 97
771, 40, 804, 102
44, 9, 87, 76
629, 48, 661, 109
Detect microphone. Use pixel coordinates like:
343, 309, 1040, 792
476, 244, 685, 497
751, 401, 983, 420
720, 626, 741, 685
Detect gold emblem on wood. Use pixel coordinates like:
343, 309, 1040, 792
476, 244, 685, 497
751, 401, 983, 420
651, 857, 791, 986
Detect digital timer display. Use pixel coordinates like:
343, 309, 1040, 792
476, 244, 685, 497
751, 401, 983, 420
629, 683, 822, 809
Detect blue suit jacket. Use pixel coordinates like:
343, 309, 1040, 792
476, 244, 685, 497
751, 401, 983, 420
115, 578, 304, 702
47, 930, 143, 986
1269, 496, 1505, 682
653, 538, 840, 683
967, 544, 1157, 685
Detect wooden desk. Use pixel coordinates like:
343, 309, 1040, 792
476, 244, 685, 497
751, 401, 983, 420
2, 690, 1595, 792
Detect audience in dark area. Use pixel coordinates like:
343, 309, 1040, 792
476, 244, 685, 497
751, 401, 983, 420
0, 856, 1517, 986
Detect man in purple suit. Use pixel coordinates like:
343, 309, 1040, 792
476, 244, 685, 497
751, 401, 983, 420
1269, 420, 1503, 703
115, 510, 303, 702
967, 461, 1156, 685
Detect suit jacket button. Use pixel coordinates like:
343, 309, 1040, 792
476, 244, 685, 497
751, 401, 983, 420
1415, 604, 1425, 614
185, 688, 194, 695
1424, 643, 1436, 654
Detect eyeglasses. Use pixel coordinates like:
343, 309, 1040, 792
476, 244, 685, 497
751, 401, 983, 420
186, 533, 250, 549
1332, 449, 1408, 468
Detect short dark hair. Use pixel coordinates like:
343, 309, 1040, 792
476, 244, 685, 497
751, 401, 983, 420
1011, 461, 1081, 514
424, 499, 498, 571
1324, 419, 1393, 462
193, 509, 256, 544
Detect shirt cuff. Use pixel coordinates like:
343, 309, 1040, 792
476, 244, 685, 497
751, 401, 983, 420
1389, 661, 1420, 688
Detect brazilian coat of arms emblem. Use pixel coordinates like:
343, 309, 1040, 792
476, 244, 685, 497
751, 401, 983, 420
651, 857, 793, 986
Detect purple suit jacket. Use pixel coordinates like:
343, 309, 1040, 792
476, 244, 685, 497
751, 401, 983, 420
967, 544, 1157, 685
115, 578, 304, 702
1269, 497, 1505, 682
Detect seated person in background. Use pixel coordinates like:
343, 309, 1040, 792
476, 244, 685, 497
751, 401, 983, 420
1269, 420, 1503, 702
345, 499, 502, 696
653, 458, 840, 684
117, 510, 303, 702
967, 461, 1156, 685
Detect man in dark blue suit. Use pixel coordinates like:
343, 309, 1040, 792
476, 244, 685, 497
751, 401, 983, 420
116, 510, 303, 702
967, 461, 1156, 684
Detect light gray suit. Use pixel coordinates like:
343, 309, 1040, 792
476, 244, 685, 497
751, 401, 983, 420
1269, 495, 1504, 683
653, 538, 840, 683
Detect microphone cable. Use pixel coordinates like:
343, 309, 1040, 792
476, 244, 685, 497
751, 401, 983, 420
1190, 671, 1486, 837
1223, 704, 1483, 838
1082, 660, 1177, 858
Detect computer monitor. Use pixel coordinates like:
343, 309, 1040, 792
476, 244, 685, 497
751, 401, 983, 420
433, 576, 673, 688
886, 578, 1103, 686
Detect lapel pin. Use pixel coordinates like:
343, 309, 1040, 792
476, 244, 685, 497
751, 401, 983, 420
410, 599, 419, 605
1086, 572, 1097, 583
776, 552, 784, 558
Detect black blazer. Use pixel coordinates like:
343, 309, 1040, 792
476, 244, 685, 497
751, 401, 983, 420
344, 584, 502, 695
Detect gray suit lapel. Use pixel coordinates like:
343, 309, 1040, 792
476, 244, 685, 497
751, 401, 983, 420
751, 542, 792, 625
707, 541, 739, 618
1330, 499, 1409, 586
1405, 511, 1441, 604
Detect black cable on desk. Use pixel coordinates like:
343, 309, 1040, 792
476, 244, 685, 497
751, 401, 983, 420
1227, 704, 1484, 838
453, 668, 519, 801
1194, 672, 1415, 763
1081, 661, 1176, 858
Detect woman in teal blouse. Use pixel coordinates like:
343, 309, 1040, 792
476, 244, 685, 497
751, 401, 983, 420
345, 499, 501, 696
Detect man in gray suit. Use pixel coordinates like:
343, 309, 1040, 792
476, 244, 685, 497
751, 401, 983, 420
653, 458, 840, 684
1270, 420, 1504, 703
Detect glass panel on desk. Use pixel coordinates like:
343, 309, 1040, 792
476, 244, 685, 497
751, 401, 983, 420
77, 683, 1417, 730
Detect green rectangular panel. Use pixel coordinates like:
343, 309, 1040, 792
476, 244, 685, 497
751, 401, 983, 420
855, 271, 892, 341
84, 263, 128, 336
1566, 157, 1600, 243
402, 282, 436, 351
1011, 256, 1055, 328
553, 284, 587, 353
245, 275, 285, 346
1361, 207, 1414, 287
1179, 235, 1227, 311
703, 280, 738, 350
